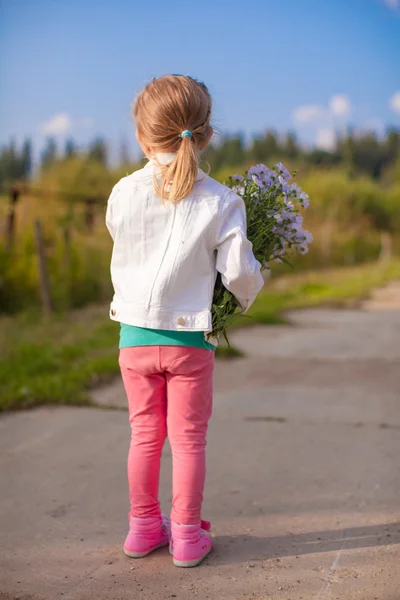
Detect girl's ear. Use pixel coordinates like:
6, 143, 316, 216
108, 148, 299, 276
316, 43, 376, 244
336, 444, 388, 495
136, 130, 152, 157
200, 126, 214, 150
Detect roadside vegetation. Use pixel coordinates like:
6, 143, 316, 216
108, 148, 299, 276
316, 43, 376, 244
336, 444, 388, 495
1, 260, 398, 412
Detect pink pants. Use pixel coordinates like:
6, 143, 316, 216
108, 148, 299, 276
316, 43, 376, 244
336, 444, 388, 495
119, 346, 214, 525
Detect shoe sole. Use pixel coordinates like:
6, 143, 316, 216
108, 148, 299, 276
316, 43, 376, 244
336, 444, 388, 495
123, 540, 169, 558
173, 546, 212, 568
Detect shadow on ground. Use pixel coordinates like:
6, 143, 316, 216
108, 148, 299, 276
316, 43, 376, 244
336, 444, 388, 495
213, 521, 400, 564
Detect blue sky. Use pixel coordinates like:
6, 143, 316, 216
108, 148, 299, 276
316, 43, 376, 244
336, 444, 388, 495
0, 0, 399, 160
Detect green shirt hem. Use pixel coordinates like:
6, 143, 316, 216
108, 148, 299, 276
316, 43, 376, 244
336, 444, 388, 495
119, 324, 216, 351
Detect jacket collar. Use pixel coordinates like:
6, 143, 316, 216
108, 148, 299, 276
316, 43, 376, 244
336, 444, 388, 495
143, 152, 206, 182
144, 152, 176, 168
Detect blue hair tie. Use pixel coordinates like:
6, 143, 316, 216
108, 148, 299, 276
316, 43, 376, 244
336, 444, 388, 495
180, 130, 192, 139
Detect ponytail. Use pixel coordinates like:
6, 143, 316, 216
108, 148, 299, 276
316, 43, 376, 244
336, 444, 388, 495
133, 75, 212, 203
154, 134, 199, 203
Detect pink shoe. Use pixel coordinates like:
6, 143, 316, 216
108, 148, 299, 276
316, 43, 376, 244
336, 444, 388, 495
123, 514, 170, 558
170, 520, 213, 567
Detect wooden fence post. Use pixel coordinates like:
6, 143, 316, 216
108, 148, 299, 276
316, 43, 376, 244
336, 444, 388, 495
5, 185, 20, 251
34, 219, 52, 316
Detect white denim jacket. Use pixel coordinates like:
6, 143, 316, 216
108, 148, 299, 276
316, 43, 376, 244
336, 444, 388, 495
106, 154, 264, 334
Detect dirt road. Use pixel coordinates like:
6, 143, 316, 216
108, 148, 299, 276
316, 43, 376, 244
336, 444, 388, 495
1, 290, 400, 599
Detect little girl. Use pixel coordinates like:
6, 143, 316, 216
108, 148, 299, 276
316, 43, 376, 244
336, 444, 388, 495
106, 75, 263, 567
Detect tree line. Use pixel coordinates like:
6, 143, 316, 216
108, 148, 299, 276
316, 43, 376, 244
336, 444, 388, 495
204, 128, 400, 180
0, 127, 399, 190
0, 137, 109, 190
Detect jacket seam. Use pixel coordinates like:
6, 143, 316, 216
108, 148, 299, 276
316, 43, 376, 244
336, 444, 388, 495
147, 203, 177, 309
163, 196, 194, 292
233, 227, 251, 310
212, 188, 235, 250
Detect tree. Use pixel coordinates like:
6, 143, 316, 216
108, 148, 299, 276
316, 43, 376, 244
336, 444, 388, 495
284, 132, 299, 159
65, 139, 77, 159
0, 139, 33, 186
352, 133, 384, 179
21, 139, 32, 178
251, 136, 266, 163
307, 148, 339, 167
41, 138, 57, 170
264, 130, 279, 157
220, 134, 246, 167
0, 141, 17, 185
38, 154, 114, 203
341, 128, 355, 178
88, 137, 108, 165
249, 130, 280, 163
385, 128, 400, 166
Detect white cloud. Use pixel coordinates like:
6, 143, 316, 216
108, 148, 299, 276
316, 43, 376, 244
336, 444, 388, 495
292, 95, 351, 126
41, 113, 72, 135
292, 105, 326, 124
390, 91, 400, 114
316, 128, 336, 151
330, 95, 351, 117
382, 0, 399, 10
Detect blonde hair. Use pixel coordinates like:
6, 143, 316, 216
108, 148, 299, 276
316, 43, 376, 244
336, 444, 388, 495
133, 75, 212, 202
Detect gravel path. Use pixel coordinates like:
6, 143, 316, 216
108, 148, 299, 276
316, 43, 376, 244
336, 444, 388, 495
1, 284, 399, 600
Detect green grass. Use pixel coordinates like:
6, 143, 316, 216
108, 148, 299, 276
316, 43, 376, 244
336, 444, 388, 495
246, 258, 400, 326
215, 344, 244, 360
1, 259, 399, 412
0, 306, 120, 411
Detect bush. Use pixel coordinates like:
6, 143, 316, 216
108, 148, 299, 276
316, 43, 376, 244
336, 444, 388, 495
1, 161, 399, 316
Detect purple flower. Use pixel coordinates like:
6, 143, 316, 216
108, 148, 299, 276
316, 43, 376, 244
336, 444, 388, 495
290, 183, 302, 195
248, 164, 275, 190
290, 183, 310, 208
248, 164, 269, 178
232, 184, 245, 195
277, 176, 291, 195
232, 174, 244, 182
299, 192, 310, 209
275, 162, 291, 181
284, 198, 295, 210
292, 229, 312, 255
304, 230, 313, 244
233, 163, 311, 266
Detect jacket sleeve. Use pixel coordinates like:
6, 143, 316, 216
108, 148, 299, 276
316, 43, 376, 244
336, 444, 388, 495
105, 184, 119, 241
215, 191, 264, 313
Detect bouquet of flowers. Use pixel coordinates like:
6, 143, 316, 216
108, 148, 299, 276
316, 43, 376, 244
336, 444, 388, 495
210, 162, 312, 341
